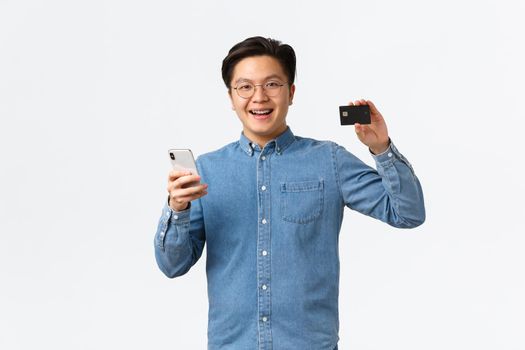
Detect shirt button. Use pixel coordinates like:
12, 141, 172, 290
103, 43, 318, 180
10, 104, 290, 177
261, 185, 266, 191
262, 250, 268, 256
165, 212, 170, 217
388, 152, 393, 157
261, 156, 266, 161
261, 219, 267, 225
262, 284, 267, 290
262, 316, 268, 322
173, 215, 178, 220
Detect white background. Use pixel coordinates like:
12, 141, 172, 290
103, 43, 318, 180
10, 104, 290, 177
1, 0, 524, 349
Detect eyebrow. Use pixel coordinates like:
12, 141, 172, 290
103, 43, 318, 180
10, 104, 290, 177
234, 74, 285, 84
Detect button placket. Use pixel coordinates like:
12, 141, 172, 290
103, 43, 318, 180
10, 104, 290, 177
256, 149, 273, 347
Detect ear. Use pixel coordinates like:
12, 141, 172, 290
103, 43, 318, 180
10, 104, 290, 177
288, 84, 296, 105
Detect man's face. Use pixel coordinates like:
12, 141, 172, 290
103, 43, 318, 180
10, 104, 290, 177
229, 55, 295, 147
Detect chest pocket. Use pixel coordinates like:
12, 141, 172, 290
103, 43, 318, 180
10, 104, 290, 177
280, 180, 324, 224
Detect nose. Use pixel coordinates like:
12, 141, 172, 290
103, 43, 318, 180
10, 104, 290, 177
252, 85, 269, 102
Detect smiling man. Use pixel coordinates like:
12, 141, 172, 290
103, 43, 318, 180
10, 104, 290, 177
154, 36, 425, 350
228, 55, 295, 146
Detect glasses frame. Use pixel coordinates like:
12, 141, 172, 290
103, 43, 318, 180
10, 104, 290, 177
232, 80, 289, 99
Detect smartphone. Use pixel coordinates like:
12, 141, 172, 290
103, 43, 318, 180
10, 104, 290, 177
339, 105, 371, 125
168, 149, 199, 187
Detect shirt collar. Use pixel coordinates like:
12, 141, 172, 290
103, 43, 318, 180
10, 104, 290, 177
239, 127, 295, 157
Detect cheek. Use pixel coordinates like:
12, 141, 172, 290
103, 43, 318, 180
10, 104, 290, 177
276, 99, 289, 113
232, 98, 248, 111
233, 102, 249, 116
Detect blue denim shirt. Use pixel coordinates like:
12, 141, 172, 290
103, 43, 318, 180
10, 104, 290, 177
154, 127, 425, 350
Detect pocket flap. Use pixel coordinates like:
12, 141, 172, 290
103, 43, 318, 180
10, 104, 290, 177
281, 180, 323, 193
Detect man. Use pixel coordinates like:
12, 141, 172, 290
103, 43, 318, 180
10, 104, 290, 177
154, 36, 425, 350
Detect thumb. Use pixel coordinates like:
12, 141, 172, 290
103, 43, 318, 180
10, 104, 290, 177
355, 123, 364, 135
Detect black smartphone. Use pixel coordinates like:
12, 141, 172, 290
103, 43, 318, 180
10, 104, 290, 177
339, 105, 371, 125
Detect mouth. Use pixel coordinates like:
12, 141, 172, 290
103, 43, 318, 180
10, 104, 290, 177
249, 109, 274, 120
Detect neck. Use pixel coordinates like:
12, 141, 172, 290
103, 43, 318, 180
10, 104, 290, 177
245, 125, 288, 148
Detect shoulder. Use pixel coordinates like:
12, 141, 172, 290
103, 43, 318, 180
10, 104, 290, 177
291, 135, 363, 167
195, 140, 240, 164
292, 135, 342, 153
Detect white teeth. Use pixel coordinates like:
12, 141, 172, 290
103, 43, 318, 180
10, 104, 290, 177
251, 109, 272, 115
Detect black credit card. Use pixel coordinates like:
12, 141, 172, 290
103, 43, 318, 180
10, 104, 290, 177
339, 105, 371, 125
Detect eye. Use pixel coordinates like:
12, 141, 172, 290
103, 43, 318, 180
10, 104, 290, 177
265, 81, 281, 88
237, 84, 253, 91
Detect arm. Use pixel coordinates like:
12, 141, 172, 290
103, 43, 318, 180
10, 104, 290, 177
334, 99, 425, 228
153, 168, 208, 278
333, 141, 425, 228
154, 197, 206, 278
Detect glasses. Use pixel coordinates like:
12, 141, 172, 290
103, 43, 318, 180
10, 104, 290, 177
233, 80, 288, 99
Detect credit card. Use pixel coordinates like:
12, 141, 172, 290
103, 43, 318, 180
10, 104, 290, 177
339, 105, 371, 125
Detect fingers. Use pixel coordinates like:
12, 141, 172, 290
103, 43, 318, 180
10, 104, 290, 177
169, 170, 192, 181
168, 183, 208, 210
366, 100, 384, 123
167, 171, 208, 211
167, 172, 201, 189
176, 191, 208, 204
348, 99, 378, 111
170, 184, 208, 201
354, 123, 366, 137
176, 174, 202, 189
348, 99, 367, 106
366, 99, 380, 114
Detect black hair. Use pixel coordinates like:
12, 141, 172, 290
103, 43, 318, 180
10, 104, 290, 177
221, 36, 296, 89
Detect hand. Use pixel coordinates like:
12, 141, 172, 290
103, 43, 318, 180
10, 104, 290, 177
349, 99, 390, 154
167, 170, 208, 211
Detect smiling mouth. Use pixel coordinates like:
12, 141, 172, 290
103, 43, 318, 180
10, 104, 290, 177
249, 109, 273, 117
249, 109, 273, 120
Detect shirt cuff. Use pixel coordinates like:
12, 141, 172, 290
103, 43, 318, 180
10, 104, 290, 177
371, 139, 414, 171
370, 140, 393, 161
368, 138, 391, 156
163, 200, 191, 223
